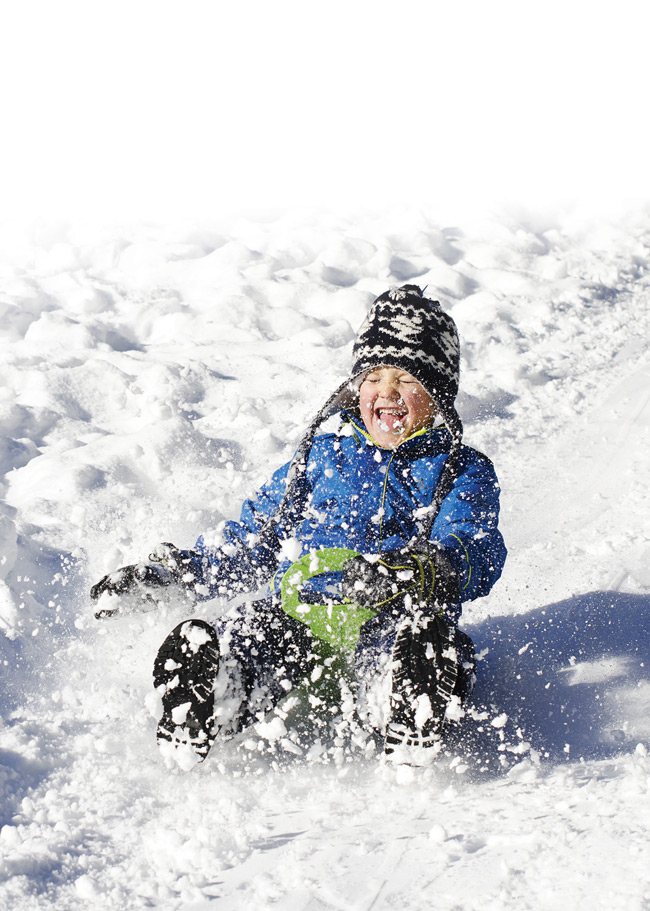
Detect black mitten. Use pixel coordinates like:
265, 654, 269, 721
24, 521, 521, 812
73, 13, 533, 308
90, 543, 202, 617
341, 544, 459, 614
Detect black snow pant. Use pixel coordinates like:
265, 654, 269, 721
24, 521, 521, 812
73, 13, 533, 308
213, 598, 476, 738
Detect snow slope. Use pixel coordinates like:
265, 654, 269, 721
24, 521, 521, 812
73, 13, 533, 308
1, 205, 650, 909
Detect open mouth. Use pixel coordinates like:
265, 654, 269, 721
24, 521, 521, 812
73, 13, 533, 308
376, 407, 407, 430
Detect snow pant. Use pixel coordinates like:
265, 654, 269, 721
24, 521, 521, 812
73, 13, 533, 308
212, 597, 476, 738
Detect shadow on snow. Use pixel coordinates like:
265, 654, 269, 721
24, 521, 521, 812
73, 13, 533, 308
465, 590, 650, 765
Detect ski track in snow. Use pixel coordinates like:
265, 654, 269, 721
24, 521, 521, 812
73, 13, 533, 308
1, 206, 650, 909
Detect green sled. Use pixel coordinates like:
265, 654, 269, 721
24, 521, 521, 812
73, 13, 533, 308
279, 547, 376, 653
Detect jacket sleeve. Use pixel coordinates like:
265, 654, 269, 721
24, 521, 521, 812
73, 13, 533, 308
430, 449, 507, 603
190, 460, 293, 600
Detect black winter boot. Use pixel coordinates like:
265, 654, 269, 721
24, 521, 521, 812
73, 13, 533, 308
153, 619, 220, 763
384, 611, 474, 759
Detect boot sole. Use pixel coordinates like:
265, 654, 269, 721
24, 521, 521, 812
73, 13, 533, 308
153, 619, 220, 761
385, 612, 459, 755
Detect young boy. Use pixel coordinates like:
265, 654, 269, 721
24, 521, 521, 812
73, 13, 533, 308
91, 285, 506, 764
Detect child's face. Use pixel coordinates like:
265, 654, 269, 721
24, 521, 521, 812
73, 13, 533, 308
358, 366, 437, 449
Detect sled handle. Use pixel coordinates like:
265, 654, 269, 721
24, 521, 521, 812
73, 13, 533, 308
279, 547, 375, 652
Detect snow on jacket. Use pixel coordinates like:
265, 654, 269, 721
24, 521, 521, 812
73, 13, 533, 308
191, 413, 506, 614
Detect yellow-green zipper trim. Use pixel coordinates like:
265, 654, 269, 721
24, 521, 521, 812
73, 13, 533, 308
448, 532, 471, 590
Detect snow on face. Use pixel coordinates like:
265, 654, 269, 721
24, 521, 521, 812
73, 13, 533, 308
358, 366, 436, 448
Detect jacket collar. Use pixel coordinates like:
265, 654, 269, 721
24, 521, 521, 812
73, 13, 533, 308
339, 410, 449, 456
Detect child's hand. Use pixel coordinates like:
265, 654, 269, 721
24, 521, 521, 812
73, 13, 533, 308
90, 561, 177, 618
341, 545, 459, 613
90, 543, 201, 618
90, 561, 174, 600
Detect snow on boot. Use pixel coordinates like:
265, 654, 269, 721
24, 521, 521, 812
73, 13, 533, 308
153, 619, 220, 767
384, 611, 463, 762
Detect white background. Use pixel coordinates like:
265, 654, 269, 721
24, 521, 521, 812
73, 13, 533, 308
2, 0, 650, 224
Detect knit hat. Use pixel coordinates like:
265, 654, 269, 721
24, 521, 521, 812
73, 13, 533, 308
263, 284, 464, 544
350, 283, 461, 425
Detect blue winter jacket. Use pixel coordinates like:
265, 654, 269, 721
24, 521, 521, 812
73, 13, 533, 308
191, 413, 506, 616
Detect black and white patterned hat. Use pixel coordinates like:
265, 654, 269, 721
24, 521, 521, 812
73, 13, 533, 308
351, 284, 460, 413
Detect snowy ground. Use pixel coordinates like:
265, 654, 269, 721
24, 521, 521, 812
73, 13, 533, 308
1, 205, 650, 909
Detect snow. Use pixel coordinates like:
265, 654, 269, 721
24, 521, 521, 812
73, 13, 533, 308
1, 204, 650, 908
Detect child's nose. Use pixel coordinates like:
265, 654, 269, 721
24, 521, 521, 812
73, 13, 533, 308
378, 381, 401, 398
